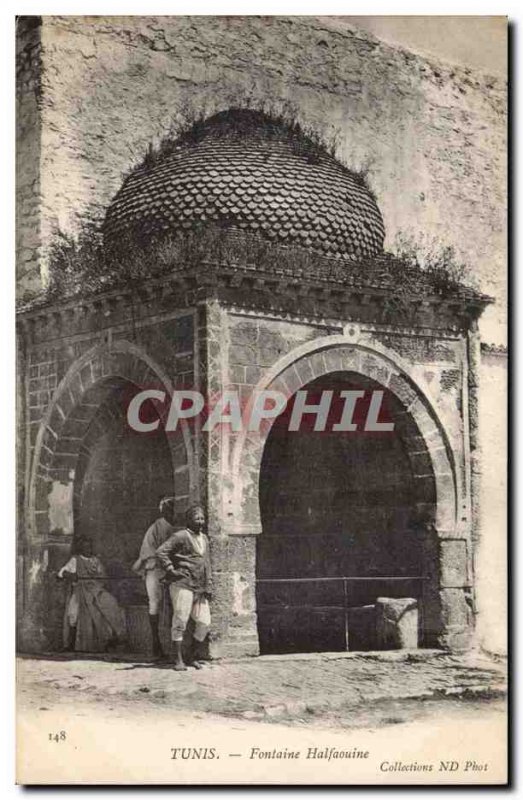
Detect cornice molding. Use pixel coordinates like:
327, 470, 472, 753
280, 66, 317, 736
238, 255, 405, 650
16, 263, 492, 344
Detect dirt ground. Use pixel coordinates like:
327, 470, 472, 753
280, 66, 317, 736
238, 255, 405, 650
16, 650, 508, 784
17, 648, 507, 728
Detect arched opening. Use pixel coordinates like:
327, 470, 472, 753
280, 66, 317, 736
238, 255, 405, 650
25, 342, 196, 654
256, 371, 438, 654
71, 378, 175, 652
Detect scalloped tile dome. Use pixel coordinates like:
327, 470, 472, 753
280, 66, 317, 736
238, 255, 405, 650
103, 109, 385, 262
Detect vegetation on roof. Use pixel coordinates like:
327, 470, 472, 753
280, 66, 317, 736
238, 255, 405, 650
390, 231, 480, 294
129, 101, 373, 191
18, 219, 484, 319
17, 106, 483, 316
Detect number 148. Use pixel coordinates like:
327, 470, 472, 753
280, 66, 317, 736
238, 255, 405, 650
48, 731, 66, 742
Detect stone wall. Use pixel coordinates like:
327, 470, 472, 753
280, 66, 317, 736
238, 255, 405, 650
17, 15, 506, 346
17, 302, 198, 650
476, 348, 508, 654
24, 311, 195, 499
225, 313, 468, 524
15, 15, 507, 655
17, 291, 481, 656
205, 308, 473, 653
16, 17, 42, 297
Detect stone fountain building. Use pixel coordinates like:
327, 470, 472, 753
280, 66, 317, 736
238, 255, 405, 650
16, 17, 507, 658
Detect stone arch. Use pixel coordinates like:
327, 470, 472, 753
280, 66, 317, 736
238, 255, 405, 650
227, 334, 471, 649
228, 334, 459, 539
29, 340, 195, 542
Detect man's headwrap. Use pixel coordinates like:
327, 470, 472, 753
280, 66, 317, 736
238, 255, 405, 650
159, 496, 176, 517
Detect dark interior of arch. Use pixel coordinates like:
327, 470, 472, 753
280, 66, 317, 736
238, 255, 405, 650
257, 370, 437, 654
73, 379, 174, 611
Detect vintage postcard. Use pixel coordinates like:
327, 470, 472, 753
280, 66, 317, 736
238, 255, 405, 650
15, 14, 508, 785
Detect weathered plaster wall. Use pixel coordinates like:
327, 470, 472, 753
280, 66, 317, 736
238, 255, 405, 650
16, 17, 42, 297
476, 350, 507, 654
17, 15, 506, 346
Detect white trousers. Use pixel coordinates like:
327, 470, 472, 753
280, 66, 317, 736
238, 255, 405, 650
145, 567, 164, 615
169, 584, 211, 642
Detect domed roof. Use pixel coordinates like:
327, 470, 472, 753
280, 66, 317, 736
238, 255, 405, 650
103, 109, 385, 261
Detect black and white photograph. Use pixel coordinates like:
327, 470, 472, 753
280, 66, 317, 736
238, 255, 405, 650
13, 11, 508, 785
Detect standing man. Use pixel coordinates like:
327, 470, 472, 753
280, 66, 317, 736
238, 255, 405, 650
133, 496, 176, 660
156, 505, 212, 671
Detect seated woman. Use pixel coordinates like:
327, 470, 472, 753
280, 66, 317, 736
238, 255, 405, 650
57, 536, 126, 653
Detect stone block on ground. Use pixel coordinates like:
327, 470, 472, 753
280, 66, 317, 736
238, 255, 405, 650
376, 597, 419, 650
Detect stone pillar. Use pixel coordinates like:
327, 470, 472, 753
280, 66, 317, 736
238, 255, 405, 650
17, 541, 49, 652
16, 321, 29, 651
16, 322, 57, 653
209, 536, 259, 658
467, 320, 482, 641
202, 299, 260, 657
438, 537, 474, 652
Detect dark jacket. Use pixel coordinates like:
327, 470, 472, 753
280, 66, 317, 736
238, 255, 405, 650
155, 528, 212, 595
